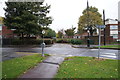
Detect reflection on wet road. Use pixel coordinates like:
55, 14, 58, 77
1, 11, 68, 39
1, 44, 119, 61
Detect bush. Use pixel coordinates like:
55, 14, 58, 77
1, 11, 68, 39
89, 40, 94, 44
3, 38, 53, 45
70, 39, 82, 45
56, 39, 70, 43
56, 38, 83, 45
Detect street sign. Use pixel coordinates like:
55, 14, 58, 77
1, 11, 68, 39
96, 25, 106, 29
42, 30, 45, 34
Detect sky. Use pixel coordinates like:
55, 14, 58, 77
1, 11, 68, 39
0, 0, 120, 32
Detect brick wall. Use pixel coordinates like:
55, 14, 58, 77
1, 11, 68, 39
2, 26, 14, 38
84, 36, 114, 44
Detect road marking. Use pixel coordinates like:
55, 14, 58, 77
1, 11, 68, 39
100, 53, 117, 59
100, 53, 116, 55
16, 52, 39, 54
91, 49, 98, 51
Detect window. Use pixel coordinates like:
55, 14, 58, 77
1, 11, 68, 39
110, 31, 118, 34
110, 25, 118, 30
110, 34, 118, 39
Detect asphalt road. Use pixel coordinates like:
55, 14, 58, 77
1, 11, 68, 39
1, 43, 119, 61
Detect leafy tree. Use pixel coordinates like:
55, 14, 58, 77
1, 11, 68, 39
4, 2, 52, 38
65, 27, 76, 37
78, 6, 103, 36
44, 28, 56, 38
57, 29, 64, 38
0, 17, 4, 24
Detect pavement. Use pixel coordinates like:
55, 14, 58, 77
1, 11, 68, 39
19, 55, 65, 79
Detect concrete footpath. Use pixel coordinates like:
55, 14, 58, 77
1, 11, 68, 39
19, 55, 65, 79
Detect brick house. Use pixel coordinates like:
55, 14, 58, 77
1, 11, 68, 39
103, 19, 119, 41
0, 25, 15, 39
73, 32, 88, 39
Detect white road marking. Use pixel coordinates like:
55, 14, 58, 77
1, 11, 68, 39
100, 53, 117, 59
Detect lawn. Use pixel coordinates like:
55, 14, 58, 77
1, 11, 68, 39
55, 57, 119, 78
100, 45, 120, 48
2, 54, 49, 78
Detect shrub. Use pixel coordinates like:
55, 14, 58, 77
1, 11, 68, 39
3, 38, 54, 45
56, 39, 69, 43
70, 39, 82, 45
89, 40, 95, 44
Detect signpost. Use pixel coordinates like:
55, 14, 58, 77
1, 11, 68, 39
96, 25, 106, 59
41, 30, 45, 57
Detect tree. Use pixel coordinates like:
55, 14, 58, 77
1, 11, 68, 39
44, 28, 56, 38
4, 2, 52, 38
57, 29, 64, 38
65, 27, 76, 37
0, 17, 4, 24
78, 6, 103, 36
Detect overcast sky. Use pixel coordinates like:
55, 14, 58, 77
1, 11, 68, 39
0, 0, 119, 32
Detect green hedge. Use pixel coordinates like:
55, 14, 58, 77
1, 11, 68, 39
3, 39, 53, 45
70, 39, 83, 45
56, 38, 83, 45
56, 39, 70, 43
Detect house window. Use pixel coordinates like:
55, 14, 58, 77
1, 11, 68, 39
110, 25, 118, 30
78, 36, 81, 38
110, 34, 118, 39
110, 31, 118, 34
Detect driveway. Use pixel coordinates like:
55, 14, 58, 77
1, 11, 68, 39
1, 43, 119, 61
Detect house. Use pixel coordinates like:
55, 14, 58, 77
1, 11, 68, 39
102, 19, 119, 41
73, 32, 88, 39
0, 25, 15, 39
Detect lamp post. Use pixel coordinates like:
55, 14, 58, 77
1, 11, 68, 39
86, 0, 90, 47
0, 24, 2, 46
103, 10, 106, 45
41, 30, 45, 57
87, 29, 90, 47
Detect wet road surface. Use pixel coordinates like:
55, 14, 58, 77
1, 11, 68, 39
1, 44, 119, 61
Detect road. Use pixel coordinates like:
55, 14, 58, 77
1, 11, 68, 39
1, 44, 119, 61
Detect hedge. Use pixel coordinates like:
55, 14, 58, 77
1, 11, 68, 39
70, 39, 83, 45
56, 38, 83, 45
2, 38, 54, 45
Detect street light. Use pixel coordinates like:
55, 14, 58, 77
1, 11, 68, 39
0, 24, 2, 46
41, 30, 45, 57
87, 28, 90, 47
103, 10, 106, 45
86, 0, 90, 47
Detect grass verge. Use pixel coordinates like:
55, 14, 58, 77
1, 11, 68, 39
100, 45, 120, 48
2, 54, 49, 78
55, 56, 119, 78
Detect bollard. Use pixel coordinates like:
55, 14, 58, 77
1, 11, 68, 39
41, 43, 45, 57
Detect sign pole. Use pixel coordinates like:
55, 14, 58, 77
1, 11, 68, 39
98, 28, 101, 59
41, 30, 45, 57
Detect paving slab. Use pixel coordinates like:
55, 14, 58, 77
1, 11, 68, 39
19, 55, 65, 79
43, 56, 65, 65
20, 63, 59, 78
